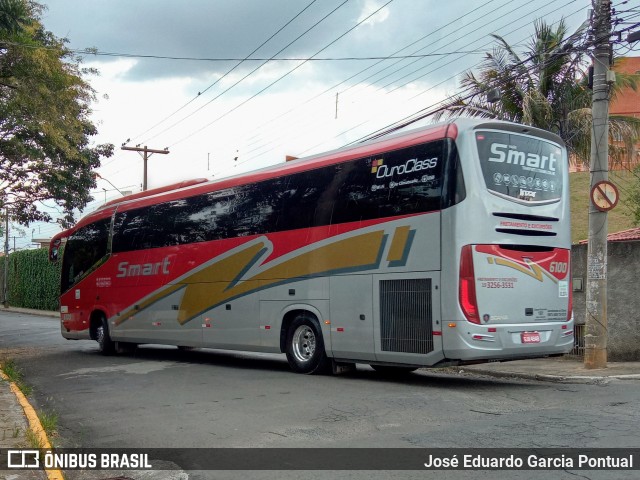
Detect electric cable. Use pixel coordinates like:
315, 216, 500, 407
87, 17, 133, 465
140, 0, 353, 145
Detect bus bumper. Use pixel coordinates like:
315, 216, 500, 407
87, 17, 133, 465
61, 324, 91, 340
441, 319, 575, 361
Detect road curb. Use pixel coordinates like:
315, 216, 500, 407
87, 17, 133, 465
0, 369, 63, 480
1, 306, 58, 318
451, 367, 640, 384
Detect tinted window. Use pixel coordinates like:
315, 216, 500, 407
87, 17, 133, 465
332, 140, 447, 222
112, 139, 454, 253
61, 218, 110, 292
476, 130, 563, 203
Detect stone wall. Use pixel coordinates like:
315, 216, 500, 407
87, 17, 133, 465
572, 241, 640, 361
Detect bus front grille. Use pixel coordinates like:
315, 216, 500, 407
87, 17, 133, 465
380, 278, 433, 354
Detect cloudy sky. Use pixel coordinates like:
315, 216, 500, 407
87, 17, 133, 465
25, 0, 592, 245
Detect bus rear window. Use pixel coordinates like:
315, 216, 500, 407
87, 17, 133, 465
475, 130, 563, 203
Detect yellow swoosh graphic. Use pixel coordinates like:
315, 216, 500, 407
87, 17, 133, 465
115, 230, 387, 326
491, 257, 558, 284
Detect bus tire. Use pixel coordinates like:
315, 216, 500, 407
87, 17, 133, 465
96, 317, 115, 355
285, 314, 330, 374
370, 365, 418, 376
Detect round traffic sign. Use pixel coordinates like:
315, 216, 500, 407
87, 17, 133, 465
590, 180, 619, 212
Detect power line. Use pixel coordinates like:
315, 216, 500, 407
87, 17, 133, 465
230, 0, 580, 169
345, 7, 592, 144
129, 0, 321, 143
140, 0, 353, 145
222, 0, 538, 165
167, 0, 397, 149
47, 48, 490, 63
104, 0, 588, 182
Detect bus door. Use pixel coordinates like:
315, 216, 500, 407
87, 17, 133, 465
329, 275, 376, 361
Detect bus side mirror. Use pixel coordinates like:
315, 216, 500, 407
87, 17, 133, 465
49, 239, 62, 262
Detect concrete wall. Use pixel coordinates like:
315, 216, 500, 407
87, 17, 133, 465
572, 241, 640, 361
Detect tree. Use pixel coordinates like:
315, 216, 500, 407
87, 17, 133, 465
434, 19, 640, 168
0, 1, 113, 228
630, 166, 640, 226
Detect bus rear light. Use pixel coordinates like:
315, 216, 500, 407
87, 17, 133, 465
472, 334, 495, 342
459, 245, 480, 324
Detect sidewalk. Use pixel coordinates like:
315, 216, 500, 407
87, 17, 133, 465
0, 375, 47, 479
450, 356, 640, 384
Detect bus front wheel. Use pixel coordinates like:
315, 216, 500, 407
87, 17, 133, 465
285, 315, 329, 374
96, 317, 115, 355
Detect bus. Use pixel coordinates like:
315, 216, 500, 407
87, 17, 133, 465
49, 118, 574, 375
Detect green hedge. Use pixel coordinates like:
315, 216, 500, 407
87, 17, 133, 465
2, 249, 61, 311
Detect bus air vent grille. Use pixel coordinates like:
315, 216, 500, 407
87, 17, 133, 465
380, 278, 433, 354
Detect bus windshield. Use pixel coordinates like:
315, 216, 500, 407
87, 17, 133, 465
60, 218, 110, 293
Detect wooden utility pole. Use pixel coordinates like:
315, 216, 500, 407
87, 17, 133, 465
121, 145, 170, 191
585, 0, 613, 369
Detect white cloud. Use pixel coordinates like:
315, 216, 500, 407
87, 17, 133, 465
357, 0, 391, 27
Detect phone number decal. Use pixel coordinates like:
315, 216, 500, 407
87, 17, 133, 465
481, 281, 515, 289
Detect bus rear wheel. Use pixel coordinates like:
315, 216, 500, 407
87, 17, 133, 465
96, 317, 115, 355
285, 314, 330, 374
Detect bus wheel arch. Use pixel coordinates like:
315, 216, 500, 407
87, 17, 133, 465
282, 310, 330, 374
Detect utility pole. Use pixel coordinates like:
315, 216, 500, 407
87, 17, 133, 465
121, 145, 170, 191
585, 0, 613, 369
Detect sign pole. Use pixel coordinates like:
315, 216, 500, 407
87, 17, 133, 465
584, 0, 612, 369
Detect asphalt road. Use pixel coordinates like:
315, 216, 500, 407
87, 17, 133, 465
1, 311, 639, 480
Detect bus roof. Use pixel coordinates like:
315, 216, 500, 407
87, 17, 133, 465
53, 118, 563, 243
108, 121, 458, 214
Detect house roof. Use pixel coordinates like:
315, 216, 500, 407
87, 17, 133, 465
579, 227, 640, 244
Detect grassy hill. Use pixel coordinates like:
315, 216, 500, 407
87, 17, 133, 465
569, 169, 637, 244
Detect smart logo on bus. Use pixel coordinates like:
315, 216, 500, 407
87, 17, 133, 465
116, 257, 171, 278
488, 143, 558, 175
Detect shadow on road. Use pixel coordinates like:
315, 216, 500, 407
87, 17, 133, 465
49, 343, 546, 392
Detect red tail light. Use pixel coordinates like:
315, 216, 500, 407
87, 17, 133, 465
459, 245, 480, 324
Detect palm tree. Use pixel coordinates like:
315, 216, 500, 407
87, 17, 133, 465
434, 18, 640, 168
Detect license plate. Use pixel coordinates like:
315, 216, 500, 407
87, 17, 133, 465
521, 332, 541, 344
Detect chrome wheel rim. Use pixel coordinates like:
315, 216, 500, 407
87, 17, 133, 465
96, 325, 105, 347
292, 325, 316, 363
